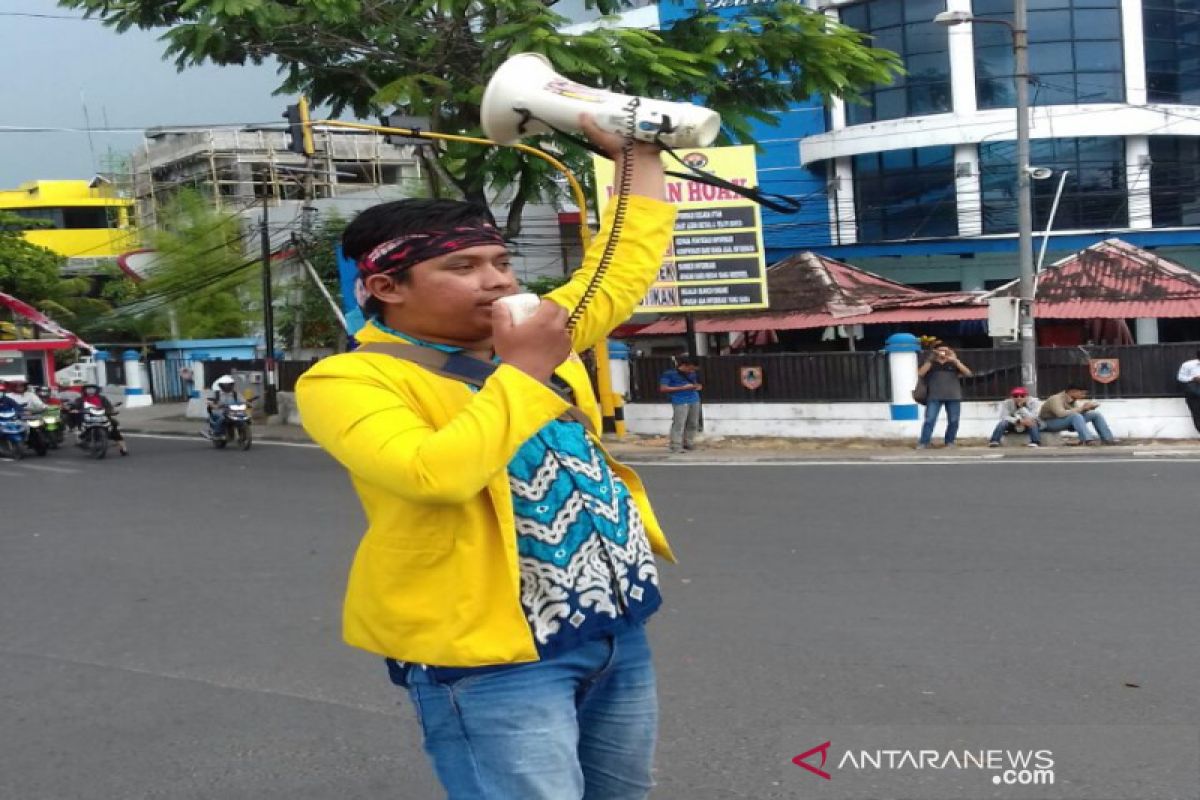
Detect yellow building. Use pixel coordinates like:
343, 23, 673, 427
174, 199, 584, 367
0, 178, 138, 270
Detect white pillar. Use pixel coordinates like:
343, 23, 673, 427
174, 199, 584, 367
122, 350, 153, 408
946, 0, 978, 115
1135, 317, 1160, 344
884, 333, 922, 420
1126, 136, 1153, 229
1123, 0, 1148, 107
829, 156, 857, 245
186, 358, 210, 419
955, 143, 983, 237
93, 351, 109, 388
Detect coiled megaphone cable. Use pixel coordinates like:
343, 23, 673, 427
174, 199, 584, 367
563, 97, 640, 331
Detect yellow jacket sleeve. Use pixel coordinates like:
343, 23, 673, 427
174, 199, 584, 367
297, 360, 570, 505
547, 196, 677, 353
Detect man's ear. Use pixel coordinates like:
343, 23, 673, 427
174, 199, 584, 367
363, 274, 409, 308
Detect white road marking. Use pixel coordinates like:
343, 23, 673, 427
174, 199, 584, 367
19, 463, 81, 474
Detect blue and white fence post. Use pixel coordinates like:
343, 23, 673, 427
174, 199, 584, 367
92, 350, 110, 388
185, 354, 209, 419
884, 333, 922, 421
122, 350, 153, 408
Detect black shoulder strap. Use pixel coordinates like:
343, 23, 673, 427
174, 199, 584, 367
355, 342, 596, 435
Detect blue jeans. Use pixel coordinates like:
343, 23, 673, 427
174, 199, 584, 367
208, 410, 225, 435
1040, 411, 1114, 442
919, 399, 961, 445
989, 419, 1042, 445
403, 624, 657, 800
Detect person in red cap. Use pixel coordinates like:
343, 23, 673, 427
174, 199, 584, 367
989, 386, 1042, 447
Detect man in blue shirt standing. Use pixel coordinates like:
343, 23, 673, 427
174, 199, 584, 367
659, 356, 702, 452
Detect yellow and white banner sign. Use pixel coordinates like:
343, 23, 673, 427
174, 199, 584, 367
593, 145, 769, 313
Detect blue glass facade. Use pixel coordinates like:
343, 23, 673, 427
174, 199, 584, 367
657, 1, 834, 261
646, 0, 1200, 279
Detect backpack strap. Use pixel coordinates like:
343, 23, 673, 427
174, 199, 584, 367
356, 342, 596, 435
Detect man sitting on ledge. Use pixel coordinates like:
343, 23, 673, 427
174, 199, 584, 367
1038, 383, 1119, 446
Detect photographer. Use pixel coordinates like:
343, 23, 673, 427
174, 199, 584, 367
916, 344, 972, 449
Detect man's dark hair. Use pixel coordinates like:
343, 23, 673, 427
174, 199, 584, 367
343, 198, 496, 318
674, 355, 698, 367
1066, 382, 1087, 392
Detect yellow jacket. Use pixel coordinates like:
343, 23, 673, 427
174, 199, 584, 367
297, 196, 678, 667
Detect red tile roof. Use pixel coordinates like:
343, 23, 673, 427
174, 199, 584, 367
988, 239, 1200, 319
637, 252, 986, 335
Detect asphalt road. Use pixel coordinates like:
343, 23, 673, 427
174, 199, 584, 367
3, 437, 1200, 799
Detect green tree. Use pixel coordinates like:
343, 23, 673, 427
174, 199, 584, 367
132, 190, 259, 339
0, 210, 131, 337
59, 0, 900, 237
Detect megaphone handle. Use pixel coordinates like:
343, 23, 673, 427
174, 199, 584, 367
565, 98, 642, 330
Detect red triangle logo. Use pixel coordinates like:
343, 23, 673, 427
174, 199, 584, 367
792, 741, 832, 780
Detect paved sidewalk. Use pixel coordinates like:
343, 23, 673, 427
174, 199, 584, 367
119, 403, 1200, 462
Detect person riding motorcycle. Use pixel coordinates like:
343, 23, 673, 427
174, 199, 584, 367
76, 384, 128, 456
205, 376, 244, 439
4, 379, 47, 415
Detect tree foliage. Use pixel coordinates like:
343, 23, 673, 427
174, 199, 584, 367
59, 0, 901, 235
137, 190, 258, 339
0, 210, 136, 340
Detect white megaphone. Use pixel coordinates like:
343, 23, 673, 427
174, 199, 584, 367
481, 53, 721, 149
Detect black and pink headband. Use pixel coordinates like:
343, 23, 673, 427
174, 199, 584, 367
357, 225, 506, 277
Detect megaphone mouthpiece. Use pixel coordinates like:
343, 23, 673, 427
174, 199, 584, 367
481, 53, 720, 149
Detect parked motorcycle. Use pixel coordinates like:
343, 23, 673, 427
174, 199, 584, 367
79, 404, 114, 459
24, 411, 49, 457
0, 407, 29, 460
211, 402, 253, 451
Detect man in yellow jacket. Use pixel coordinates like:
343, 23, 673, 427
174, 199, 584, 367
297, 117, 676, 799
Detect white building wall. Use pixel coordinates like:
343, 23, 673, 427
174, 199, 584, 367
625, 399, 1200, 441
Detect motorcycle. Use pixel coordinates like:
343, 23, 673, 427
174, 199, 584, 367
211, 402, 253, 451
0, 407, 29, 460
79, 404, 115, 459
41, 404, 64, 449
24, 411, 50, 457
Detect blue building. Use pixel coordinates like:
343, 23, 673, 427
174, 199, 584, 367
652, 0, 1200, 304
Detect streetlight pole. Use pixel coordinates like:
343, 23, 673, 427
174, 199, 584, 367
935, 4, 1037, 394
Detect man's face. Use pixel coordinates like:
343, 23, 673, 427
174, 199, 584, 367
678, 363, 697, 375
1067, 388, 1088, 401
934, 347, 951, 362
367, 244, 517, 345
1013, 394, 1028, 406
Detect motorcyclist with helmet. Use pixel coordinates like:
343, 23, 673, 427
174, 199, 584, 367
205, 376, 245, 440
74, 384, 128, 456
4, 378, 47, 415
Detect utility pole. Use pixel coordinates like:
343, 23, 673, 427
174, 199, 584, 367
1013, 0, 1038, 396
260, 196, 278, 417
935, 4, 1037, 394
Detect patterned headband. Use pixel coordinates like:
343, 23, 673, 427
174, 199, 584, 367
357, 225, 506, 277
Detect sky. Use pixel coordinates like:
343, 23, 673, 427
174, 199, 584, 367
0, 1, 291, 187
0, 0, 609, 189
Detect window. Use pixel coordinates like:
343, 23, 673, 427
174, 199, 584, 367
841, 0, 952, 124
1144, 0, 1200, 103
975, 0, 1124, 109
6, 207, 111, 229
853, 146, 959, 240
1150, 136, 1200, 226
979, 137, 1126, 233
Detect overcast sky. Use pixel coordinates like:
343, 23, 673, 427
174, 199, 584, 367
0, 0, 601, 188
